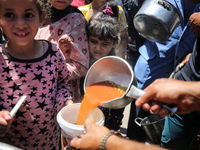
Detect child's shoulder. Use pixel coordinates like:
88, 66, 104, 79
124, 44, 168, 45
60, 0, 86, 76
47, 41, 66, 60
60, 12, 87, 24
45, 40, 63, 54
41, 40, 66, 60
68, 11, 85, 19
44, 40, 58, 51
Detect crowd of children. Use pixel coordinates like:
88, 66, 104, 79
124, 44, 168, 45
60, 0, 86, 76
0, 0, 127, 149
0, 0, 200, 150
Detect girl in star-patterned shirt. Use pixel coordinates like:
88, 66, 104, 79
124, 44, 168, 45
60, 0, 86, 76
0, 0, 73, 149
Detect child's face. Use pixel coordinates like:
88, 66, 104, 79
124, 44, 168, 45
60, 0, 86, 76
89, 35, 115, 60
50, 0, 73, 10
0, 0, 44, 46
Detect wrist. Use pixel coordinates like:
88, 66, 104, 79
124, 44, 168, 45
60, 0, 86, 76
99, 130, 122, 150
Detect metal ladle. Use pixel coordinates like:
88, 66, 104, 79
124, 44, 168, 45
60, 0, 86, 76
84, 56, 177, 113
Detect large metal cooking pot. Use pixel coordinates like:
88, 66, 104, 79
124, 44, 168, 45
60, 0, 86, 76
84, 56, 177, 113
134, 0, 183, 42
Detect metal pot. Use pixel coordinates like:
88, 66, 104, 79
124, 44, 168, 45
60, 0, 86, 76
84, 56, 177, 113
135, 114, 165, 144
133, 0, 183, 42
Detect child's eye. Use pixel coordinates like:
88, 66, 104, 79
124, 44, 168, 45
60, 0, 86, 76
103, 43, 109, 46
90, 40, 98, 44
25, 13, 34, 18
4, 12, 14, 18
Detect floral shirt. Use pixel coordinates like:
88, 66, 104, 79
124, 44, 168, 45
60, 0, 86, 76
36, 13, 89, 102
0, 41, 72, 150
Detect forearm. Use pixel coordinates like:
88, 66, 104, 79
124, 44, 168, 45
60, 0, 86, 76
182, 81, 200, 112
106, 135, 167, 150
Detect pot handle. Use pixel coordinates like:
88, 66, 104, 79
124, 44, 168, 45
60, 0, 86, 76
134, 117, 143, 127
126, 85, 178, 114
157, 0, 172, 11
126, 85, 145, 99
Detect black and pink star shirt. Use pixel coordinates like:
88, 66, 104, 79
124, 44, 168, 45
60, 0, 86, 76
0, 40, 72, 150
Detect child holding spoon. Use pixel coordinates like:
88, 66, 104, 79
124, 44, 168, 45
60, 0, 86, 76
0, 0, 73, 149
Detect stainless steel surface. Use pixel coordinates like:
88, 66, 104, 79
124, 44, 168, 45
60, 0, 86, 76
84, 56, 178, 113
84, 56, 135, 109
134, 0, 182, 42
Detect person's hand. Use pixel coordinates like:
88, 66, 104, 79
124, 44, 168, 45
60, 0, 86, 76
190, 12, 200, 38
0, 111, 13, 137
59, 99, 74, 111
66, 99, 73, 105
135, 78, 200, 117
70, 119, 110, 150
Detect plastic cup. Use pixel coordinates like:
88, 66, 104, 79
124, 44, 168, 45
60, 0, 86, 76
57, 103, 105, 150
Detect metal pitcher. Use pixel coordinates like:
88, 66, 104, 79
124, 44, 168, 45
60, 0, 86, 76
135, 114, 165, 144
84, 56, 177, 113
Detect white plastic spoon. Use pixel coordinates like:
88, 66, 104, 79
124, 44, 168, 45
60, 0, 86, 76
10, 95, 27, 117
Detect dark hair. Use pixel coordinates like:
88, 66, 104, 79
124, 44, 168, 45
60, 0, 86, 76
86, 2, 120, 43
34, 0, 51, 25
34, 0, 50, 19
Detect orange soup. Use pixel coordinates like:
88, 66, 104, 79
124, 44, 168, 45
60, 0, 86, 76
77, 81, 127, 125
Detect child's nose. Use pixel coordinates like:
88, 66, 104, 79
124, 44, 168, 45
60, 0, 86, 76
95, 44, 102, 51
15, 17, 27, 29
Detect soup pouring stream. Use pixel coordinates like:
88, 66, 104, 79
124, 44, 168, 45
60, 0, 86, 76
84, 56, 177, 113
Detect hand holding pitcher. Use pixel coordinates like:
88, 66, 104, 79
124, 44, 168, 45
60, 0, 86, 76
135, 78, 200, 117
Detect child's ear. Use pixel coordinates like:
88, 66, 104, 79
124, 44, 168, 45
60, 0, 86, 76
39, 12, 47, 27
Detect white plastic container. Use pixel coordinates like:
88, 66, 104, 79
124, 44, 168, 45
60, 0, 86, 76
57, 103, 104, 150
